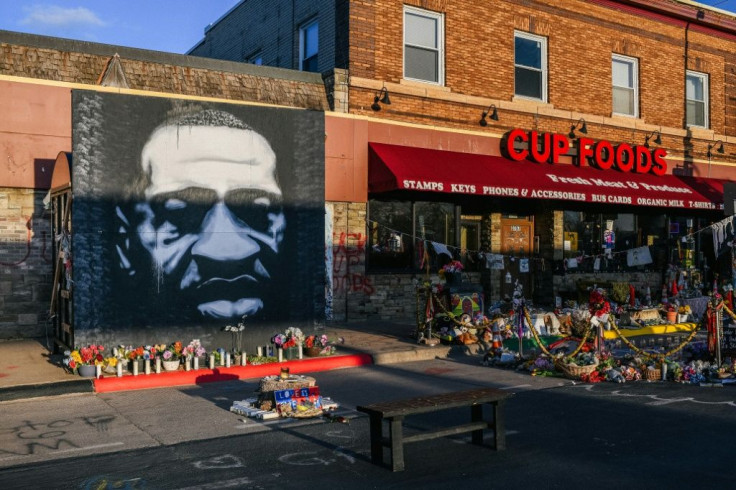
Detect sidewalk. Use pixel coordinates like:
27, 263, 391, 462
0, 321, 453, 401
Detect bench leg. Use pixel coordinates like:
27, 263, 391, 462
388, 416, 405, 472
493, 400, 506, 451
368, 414, 383, 465
470, 404, 484, 445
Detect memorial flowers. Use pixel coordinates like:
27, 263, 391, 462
63, 344, 105, 373
272, 327, 305, 349
183, 339, 206, 359
160, 341, 183, 361
440, 260, 464, 274
223, 316, 246, 355
304, 334, 336, 355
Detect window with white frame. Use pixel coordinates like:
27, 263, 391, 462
403, 6, 444, 84
514, 31, 547, 102
686, 71, 708, 128
612, 54, 638, 117
299, 19, 318, 72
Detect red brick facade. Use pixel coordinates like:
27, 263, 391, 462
347, 0, 736, 180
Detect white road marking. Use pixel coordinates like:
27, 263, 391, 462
56, 442, 124, 453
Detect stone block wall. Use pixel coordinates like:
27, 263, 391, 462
0, 188, 52, 338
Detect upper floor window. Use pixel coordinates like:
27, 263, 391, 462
612, 54, 638, 117
514, 31, 547, 102
299, 19, 318, 72
404, 6, 444, 85
686, 71, 708, 128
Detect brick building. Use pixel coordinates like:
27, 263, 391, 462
194, 0, 735, 324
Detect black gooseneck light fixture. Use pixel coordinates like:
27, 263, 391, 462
479, 104, 499, 126
707, 140, 725, 159
371, 87, 391, 111
644, 130, 662, 148
568, 118, 587, 139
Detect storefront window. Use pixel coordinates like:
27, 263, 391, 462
563, 211, 667, 272
368, 200, 457, 272
368, 200, 412, 269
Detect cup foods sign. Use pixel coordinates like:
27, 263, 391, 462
394, 128, 719, 209
501, 128, 668, 175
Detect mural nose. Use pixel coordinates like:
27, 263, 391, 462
192, 202, 260, 261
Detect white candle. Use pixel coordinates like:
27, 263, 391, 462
225, 353, 231, 368
132, 361, 139, 376
209, 355, 215, 370
155, 358, 161, 374
185, 358, 191, 371
219, 350, 225, 366
241, 352, 247, 366
298, 344, 303, 360
116, 362, 122, 377
95, 365, 102, 378
144, 359, 151, 375
257, 346, 263, 357
193, 356, 199, 370
278, 348, 283, 363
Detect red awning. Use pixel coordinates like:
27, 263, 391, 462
369, 142, 727, 210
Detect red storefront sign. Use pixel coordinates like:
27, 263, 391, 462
501, 128, 668, 176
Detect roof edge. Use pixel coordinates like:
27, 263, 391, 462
0, 29, 324, 85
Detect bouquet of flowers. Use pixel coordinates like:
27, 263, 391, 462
304, 334, 336, 356
440, 260, 464, 274
63, 344, 105, 373
272, 327, 305, 349
182, 339, 206, 359
160, 341, 183, 361
223, 317, 246, 355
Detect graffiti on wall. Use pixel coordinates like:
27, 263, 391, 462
71, 90, 325, 341
332, 232, 374, 295
0, 216, 52, 267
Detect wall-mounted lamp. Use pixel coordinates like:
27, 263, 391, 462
479, 104, 499, 126
644, 130, 662, 148
568, 118, 587, 139
707, 140, 725, 158
371, 87, 391, 111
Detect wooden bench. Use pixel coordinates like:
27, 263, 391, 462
356, 387, 512, 471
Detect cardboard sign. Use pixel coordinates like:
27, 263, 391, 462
274, 386, 322, 415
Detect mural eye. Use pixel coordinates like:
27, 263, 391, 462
225, 190, 282, 233
149, 195, 210, 234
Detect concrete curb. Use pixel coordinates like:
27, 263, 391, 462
0, 379, 94, 402
371, 345, 453, 365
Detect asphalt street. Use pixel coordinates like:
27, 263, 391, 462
0, 356, 735, 489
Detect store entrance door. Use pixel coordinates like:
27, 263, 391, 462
499, 217, 534, 299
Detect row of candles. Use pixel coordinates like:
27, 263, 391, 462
100, 345, 305, 378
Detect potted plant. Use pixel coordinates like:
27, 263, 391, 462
159, 342, 183, 371
663, 303, 678, 324
223, 316, 246, 364
63, 344, 105, 377
304, 334, 336, 357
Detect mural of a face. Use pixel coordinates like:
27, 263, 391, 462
121, 117, 286, 319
